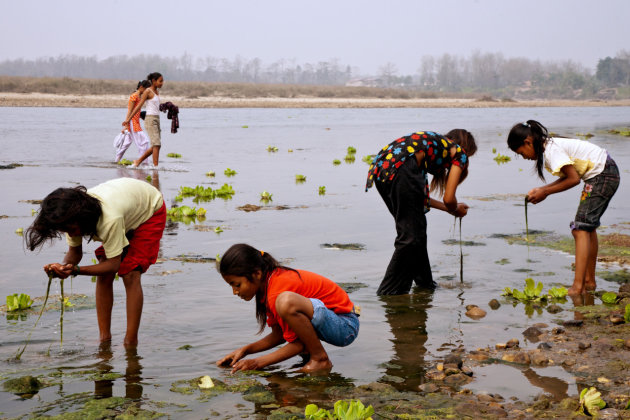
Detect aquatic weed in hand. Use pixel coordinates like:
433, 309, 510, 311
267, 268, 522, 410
15, 273, 53, 359
524, 196, 530, 242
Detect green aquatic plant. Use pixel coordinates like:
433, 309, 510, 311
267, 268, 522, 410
578, 387, 606, 416
288, 148, 293, 153
31, 209, 37, 216
16, 273, 53, 359
260, 191, 273, 202
607, 127, 630, 137
548, 287, 568, 299
347, 146, 357, 154
166, 153, 182, 158
333, 159, 341, 165
6, 293, 33, 311
319, 186, 326, 195
205, 170, 215, 177
524, 195, 530, 242
493, 153, 511, 164
492, 147, 497, 153
224, 168, 237, 176
502, 278, 544, 302
576, 132, 594, 139
176, 184, 235, 202
266, 145, 279, 152
118, 159, 133, 166
305, 399, 374, 420
15, 228, 23, 235
166, 205, 208, 223
362, 155, 374, 164
295, 174, 307, 182
625, 304, 630, 323
145, 175, 152, 182
241, 125, 249, 128
344, 154, 356, 163
601, 292, 618, 304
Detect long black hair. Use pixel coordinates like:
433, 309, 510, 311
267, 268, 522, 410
431, 129, 477, 196
135, 79, 151, 91
25, 186, 102, 251
507, 120, 549, 180
147, 72, 162, 82
219, 243, 298, 333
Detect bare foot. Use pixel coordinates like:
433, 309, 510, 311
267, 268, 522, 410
298, 358, 332, 373
584, 281, 596, 291
567, 286, 582, 297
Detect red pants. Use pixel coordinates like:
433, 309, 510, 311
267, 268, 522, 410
95, 202, 166, 276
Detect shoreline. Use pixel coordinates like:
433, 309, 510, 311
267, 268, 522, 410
2, 92, 630, 109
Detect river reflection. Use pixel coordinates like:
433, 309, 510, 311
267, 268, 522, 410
94, 343, 143, 401
379, 289, 433, 390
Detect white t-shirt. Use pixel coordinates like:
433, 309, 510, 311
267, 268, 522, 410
544, 137, 607, 180
66, 178, 163, 258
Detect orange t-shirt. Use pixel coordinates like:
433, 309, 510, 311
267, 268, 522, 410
265, 268, 354, 342
126, 92, 142, 132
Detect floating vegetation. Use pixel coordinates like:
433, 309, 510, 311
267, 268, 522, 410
175, 184, 235, 202
495, 258, 510, 265
171, 254, 217, 263
601, 292, 618, 304
578, 387, 606, 416
118, 159, 133, 166
503, 279, 568, 303
0, 162, 23, 170
337, 282, 368, 294
347, 146, 357, 154
333, 159, 341, 165
320, 243, 365, 251
288, 149, 293, 153
548, 287, 568, 299
524, 196, 530, 242
166, 205, 207, 224
224, 168, 237, 176
441, 239, 485, 246
198, 376, 214, 389
241, 125, 249, 128
260, 191, 273, 202
166, 153, 182, 158
362, 155, 374, 164
576, 132, 594, 139
606, 127, 630, 137
597, 269, 630, 284
15, 228, 23, 235
145, 175, 152, 182
305, 399, 374, 420
493, 153, 511, 164
344, 154, 356, 163
6, 293, 33, 311
319, 186, 326, 195
295, 174, 307, 183
214, 226, 223, 234
205, 170, 215, 177
266, 145, 279, 152
31, 209, 37, 216
492, 148, 497, 154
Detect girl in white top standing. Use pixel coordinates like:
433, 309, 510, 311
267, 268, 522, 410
508, 120, 620, 296
123, 72, 164, 168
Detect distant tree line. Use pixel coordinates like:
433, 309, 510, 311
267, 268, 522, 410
0, 50, 629, 99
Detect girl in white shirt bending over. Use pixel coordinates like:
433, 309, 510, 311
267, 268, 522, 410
507, 120, 620, 297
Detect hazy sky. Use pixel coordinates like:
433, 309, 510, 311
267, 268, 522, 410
2, 0, 629, 74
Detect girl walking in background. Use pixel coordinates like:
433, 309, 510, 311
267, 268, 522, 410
116, 80, 151, 163
507, 120, 620, 296
216, 243, 360, 373
366, 129, 477, 295
123, 72, 164, 168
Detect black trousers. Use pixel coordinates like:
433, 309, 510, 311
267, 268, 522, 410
375, 158, 435, 295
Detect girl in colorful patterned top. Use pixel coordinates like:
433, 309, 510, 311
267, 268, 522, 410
366, 129, 477, 295
507, 120, 619, 296
216, 243, 359, 373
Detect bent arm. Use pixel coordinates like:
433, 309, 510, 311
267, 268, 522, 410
528, 165, 581, 204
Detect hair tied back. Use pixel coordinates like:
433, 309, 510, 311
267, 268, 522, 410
260, 250, 265, 256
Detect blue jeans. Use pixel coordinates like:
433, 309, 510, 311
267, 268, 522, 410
309, 298, 359, 347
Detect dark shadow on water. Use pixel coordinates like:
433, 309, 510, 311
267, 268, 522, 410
94, 342, 143, 401
522, 367, 568, 401
378, 288, 433, 391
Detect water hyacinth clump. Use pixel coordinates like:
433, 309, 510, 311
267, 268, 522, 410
224, 168, 237, 177
333, 159, 341, 165
175, 184, 235, 203
344, 154, 356, 163
318, 186, 326, 195
6, 293, 33, 312
166, 153, 182, 158
205, 171, 215, 177
362, 155, 374, 165
167, 206, 207, 224
295, 174, 307, 183
266, 145, 279, 152
260, 191, 273, 202
118, 159, 133, 166
347, 146, 357, 155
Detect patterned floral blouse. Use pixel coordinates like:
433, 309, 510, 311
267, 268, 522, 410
365, 131, 469, 212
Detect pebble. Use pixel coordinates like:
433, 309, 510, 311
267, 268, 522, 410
418, 382, 439, 393
461, 366, 474, 377
502, 351, 531, 365
609, 314, 625, 325
468, 351, 490, 362
477, 393, 495, 403
496, 343, 507, 350
562, 358, 576, 367
530, 353, 549, 366
444, 353, 463, 368
625, 340, 630, 350
506, 338, 520, 348
465, 304, 479, 311
537, 342, 552, 350
488, 299, 501, 310
522, 326, 543, 340
443, 373, 472, 386
465, 307, 487, 320
597, 376, 611, 383
436, 363, 444, 371
597, 409, 621, 420
562, 319, 584, 328
552, 327, 565, 334
547, 304, 563, 314
425, 370, 446, 381
578, 342, 591, 350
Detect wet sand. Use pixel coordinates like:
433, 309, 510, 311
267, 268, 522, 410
2, 92, 630, 108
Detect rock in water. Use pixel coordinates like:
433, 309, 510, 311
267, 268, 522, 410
3, 376, 41, 396
466, 307, 487, 319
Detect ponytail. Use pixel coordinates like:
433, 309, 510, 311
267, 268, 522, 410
507, 120, 549, 181
219, 243, 298, 333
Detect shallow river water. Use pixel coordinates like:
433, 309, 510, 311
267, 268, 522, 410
0, 106, 629, 418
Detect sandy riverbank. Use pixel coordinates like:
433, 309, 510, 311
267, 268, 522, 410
2, 92, 630, 108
